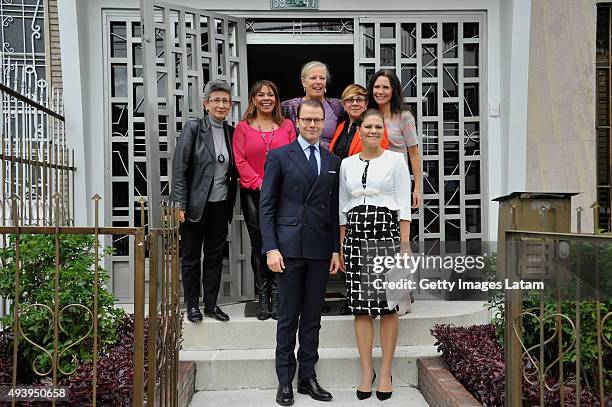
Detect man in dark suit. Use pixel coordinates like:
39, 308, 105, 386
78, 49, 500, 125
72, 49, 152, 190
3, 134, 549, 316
170, 80, 238, 323
260, 99, 342, 406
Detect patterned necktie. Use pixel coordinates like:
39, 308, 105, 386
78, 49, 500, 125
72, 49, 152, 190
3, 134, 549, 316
308, 145, 318, 184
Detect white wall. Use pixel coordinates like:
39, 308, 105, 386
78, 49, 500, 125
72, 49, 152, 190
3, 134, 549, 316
57, 0, 532, 243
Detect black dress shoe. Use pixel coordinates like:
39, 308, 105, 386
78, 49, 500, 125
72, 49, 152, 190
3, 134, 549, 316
356, 369, 376, 400
276, 383, 294, 406
256, 291, 270, 321
376, 375, 392, 401
186, 306, 202, 322
203, 305, 230, 322
297, 377, 332, 402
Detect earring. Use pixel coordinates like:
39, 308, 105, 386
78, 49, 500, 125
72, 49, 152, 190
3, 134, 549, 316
303, 87, 306, 93
324, 88, 327, 94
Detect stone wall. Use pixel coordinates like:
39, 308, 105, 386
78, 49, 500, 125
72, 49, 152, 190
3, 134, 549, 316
527, 0, 597, 232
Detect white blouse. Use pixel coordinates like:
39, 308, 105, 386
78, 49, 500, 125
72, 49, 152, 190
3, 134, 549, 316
339, 150, 412, 225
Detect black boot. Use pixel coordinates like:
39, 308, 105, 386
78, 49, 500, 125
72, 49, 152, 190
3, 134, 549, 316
257, 285, 271, 320
270, 276, 279, 320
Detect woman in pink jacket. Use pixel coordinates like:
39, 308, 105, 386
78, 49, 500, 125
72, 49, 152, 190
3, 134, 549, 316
233, 80, 296, 320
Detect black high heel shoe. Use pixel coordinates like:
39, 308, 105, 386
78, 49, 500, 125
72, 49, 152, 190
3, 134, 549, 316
376, 375, 392, 401
356, 370, 376, 400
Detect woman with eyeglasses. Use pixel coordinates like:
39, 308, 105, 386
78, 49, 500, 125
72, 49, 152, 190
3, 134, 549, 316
282, 61, 345, 149
367, 70, 422, 209
233, 80, 296, 321
338, 109, 412, 401
170, 80, 238, 324
330, 84, 390, 160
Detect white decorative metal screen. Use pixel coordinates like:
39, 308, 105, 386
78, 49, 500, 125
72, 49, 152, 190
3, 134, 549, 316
355, 17, 486, 296
104, 6, 250, 303
0, 0, 46, 80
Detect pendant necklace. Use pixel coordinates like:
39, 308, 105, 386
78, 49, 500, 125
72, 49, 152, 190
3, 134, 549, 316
258, 123, 276, 156
212, 132, 226, 163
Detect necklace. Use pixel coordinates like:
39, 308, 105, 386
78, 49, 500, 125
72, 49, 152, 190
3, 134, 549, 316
358, 149, 384, 161
211, 132, 226, 163
257, 123, 276, 156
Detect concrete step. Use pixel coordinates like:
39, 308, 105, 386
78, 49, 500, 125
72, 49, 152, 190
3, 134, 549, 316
181, 301, 490, 350
189, 386, 430, 406
180, 345, 438, 391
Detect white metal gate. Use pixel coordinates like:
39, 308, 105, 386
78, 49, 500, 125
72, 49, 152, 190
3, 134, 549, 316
354, 16, 486, 295
104, 4, 251, 303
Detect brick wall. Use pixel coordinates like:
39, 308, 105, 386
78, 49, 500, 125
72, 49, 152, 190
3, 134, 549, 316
46, 0, 62, 91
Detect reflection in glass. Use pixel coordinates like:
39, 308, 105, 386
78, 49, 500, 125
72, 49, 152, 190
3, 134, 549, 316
423, 122, 439, 155
464, 123, 480, 156
401, 65, 417, 97
422, 23, 437, 39
217, 40, 225, 75
463, 44, 479, 66
422, 45, 437, 78
464, 83, 479, 116
380, 44, 396, 66
422, 84, 438, 116
442, 24, 458, 58
401, 23, 417, 58
463, 22, 479, 39
424, 160, 439, 195
443, 65, 458, 97
424, 200, 440, 233
465, 161, 480, 195
443, 103, 459, 137
444, 141, 459, 176
363, 24, 375, 58
111, 22, 127, 58
112, 65, 128, 98
381, 23, 395, 39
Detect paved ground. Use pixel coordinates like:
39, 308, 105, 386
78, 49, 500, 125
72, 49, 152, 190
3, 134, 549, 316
189, 386, 430, 406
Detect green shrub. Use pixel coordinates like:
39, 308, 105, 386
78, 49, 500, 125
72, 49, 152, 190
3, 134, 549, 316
483, 249, 612, 394
0, 234, 125, 378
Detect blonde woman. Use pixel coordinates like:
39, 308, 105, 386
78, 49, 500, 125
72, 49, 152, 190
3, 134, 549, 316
282, 60, 344, 149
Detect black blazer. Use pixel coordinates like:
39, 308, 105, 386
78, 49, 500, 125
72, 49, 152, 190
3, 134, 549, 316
170, 115, 237, 223
259, 139, 341, 260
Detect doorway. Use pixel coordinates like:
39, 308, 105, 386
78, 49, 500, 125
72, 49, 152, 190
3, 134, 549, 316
246, 44, 354, 101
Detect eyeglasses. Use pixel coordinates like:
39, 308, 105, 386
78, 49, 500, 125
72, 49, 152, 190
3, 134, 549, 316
208, 98, 231, 106
344, 97, 366, 105
298, 117, 324, 125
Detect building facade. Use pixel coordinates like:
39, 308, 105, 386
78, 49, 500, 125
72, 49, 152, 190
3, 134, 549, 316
39, 0, 600, 302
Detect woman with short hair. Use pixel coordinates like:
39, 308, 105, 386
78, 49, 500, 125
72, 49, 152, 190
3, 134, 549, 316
282, 60, 344, 149
329, 84, 389, 159
170, 79, 238, 323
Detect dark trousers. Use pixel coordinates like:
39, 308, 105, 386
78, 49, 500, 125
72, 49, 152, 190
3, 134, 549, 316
240, 188, 274, 293
180, 200, 228, 309
275, 258, 329, 384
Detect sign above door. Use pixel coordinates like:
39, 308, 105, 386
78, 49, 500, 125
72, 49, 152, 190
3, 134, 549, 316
270, 0, 319, 10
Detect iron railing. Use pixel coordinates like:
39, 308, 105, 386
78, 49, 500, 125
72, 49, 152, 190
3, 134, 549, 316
1, 61, 181, 406
503, 208, 612, 406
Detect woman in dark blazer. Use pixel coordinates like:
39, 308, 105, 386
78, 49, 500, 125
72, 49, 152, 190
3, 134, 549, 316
170, 80, 238, 323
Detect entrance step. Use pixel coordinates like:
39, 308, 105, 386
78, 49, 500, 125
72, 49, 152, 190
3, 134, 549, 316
189, 386, 430, 406
180, 345, 438, 391
181, 301, 489, 350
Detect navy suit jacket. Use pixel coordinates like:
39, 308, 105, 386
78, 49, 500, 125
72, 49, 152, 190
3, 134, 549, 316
260, 139, 341, 260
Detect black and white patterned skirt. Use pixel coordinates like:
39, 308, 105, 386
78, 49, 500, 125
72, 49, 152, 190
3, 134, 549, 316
343, 205, 400, 316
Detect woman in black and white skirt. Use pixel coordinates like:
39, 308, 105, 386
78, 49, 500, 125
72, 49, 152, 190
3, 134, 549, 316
339, 109, 412, 401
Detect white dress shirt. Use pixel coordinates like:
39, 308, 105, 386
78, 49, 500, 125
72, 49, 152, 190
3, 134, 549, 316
339, 150, 412, 225
297, 134, 321, 175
